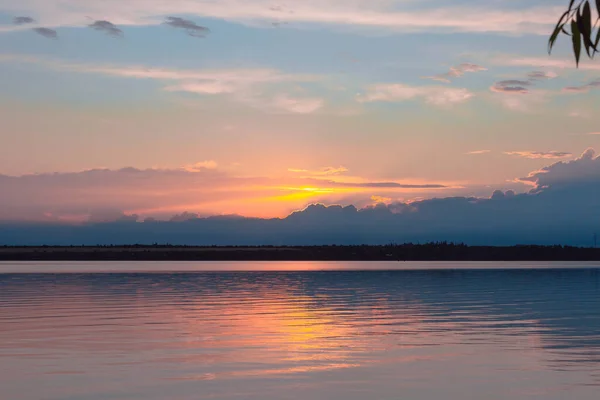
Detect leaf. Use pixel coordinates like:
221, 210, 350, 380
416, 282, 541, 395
577, 6, 593, 56
583, 2, 593, 37
572, 19, 582, 66
583, 2, 597, 52
569, 0, 577, 11
549, 25, 564, 53
548, 11, 570, 53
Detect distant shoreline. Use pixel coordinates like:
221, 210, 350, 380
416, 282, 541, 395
2, 244, 600, 262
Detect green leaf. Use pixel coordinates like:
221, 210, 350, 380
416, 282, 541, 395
572, 19, 582, 66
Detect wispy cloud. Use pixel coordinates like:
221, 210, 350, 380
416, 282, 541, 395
32, 27, 58, 39
358, 84, 474, 107
466, 150, 491, 155
89, 20, 123, 37
505, 151, 572, 160
289, 167, 349, 176
0, 54, 314, 85
494, 92, 549, 113
424, 63, 486, 83
493, 56, 600, 71
569, 111, 589, 118
562, 80, 600, 94
0, 54, 321, 113
181, 161, 218, 172
163, 17, 210, 37
0, 1, 565, 35
269, 95, 324, 114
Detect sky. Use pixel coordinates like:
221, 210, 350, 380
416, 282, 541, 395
1, 0, 600, 241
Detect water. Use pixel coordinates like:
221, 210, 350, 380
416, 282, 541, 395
1, 262, 600, 400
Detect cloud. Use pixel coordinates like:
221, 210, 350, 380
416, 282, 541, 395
0, 1, 566, 36
337, 182, 446, 189
3, 149, 600, 246
505, 151, 572, 160
466, 150, 491, 155
289, 167, 349, 176
269, 95, 324, 114
13, 16, 35, 25
0, 55, 317, 87
562, 80, 600, 94
164, 17, 210, 37
527, 71, 557, 80
358, 84, 474, 107
32, 27, 58, 39
519, 148, 599, 188
424, 63, 487, 83
169, 211, 200, 222
371, 195, 392, 205
588, 132, 600, 135
490, 80, 532, 94
181, 161, 218, 172
89, 20, 123, 37
493, 56, 600, 71
166, 87, 324, 113
488, 75, 550, 112
0, 54, 321, 112
3, 148, 600, 246
569, 111, 590, 118
164, 81, 238, 95
0, 165, 452, 223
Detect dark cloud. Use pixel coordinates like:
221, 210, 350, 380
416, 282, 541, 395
164, 17, 210, 37
491, 86, 528, 94
491, 80, 531, 94
496, 80, 532, 87
13, 16, 35, 25
2, 150, 600, 246
89, 20, 123, 37
32, 27, 58, 39
170, 212, 200, 222
519, 148, 598, 188
527, 71, 557, 80
88, 210, 138, 223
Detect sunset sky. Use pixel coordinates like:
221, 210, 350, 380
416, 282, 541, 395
1, 0, 599, 222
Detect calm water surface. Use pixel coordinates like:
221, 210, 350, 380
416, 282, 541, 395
1, 262, 600, 400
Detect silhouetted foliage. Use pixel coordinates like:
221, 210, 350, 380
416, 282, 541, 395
549, 0, 600, 65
